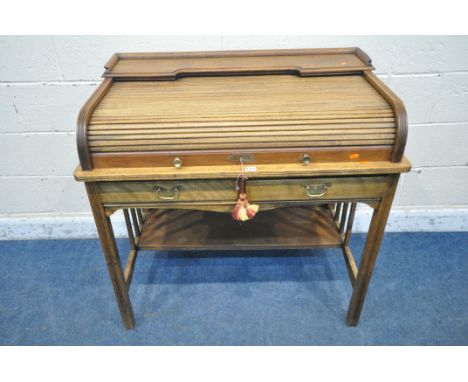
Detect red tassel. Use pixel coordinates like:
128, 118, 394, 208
231, 176, 259, 222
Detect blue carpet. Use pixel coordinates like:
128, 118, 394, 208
0, 232, 467, 345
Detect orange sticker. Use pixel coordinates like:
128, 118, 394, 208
349, 153, 360, 160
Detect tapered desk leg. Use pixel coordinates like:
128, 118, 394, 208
86, 183, 135, 329
346, 175, 399, 326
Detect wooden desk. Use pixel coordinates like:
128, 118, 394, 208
75, 48, 411, 329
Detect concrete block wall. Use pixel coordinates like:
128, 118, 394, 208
1, 36, 468, 238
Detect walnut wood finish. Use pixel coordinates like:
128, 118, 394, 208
248, 176, 388, 203
346, 174, 400, 325
83, 174, 408, 328
90, 146, 392, 169
76, 48, 407, 170
104, 47, 373, 80
363, 72, 408, 162
87, 75, 395, 154
74, 157, 411, 182
122, 208, 141, 289
77, 79, 113, 170
94, 176, 389, 206
85, 183, 134, 329
137, 206, 342, 250
76, 48, 411, 329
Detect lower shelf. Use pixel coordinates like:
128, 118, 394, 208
137, 205, 342, 250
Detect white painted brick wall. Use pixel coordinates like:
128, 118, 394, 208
398, 168, 468, 206
1, 36, 468, 237
0, 83, 97, 133
0, 177, 88, 214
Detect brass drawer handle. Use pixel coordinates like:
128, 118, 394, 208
156, 186, 181, 200
304, 184, 328, 198
302, 153, 311, 165
173, 157, 182, 168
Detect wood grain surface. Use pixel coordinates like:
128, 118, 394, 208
75, 48, 411, 328
88, 75, 396, 153
137, 205, 343, 250
76, 48, 408, 170
89, 146, 392, 169
103, 48, 373, 79
74, 157, 411, 181
95, 175, 389, 205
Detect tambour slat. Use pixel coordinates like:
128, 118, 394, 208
88, 129, 396, 141
90, 108, 393, 122
88, 125, 396, 136
88, 128, 395, 138
90, 110, 394, 124
89, 133, 396, 146
89, 109, 395, 124
88, 118, 395, 131
90, 140, 396, 153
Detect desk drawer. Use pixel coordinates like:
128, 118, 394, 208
249, 176, 389, 202
97, 179, 237, 204
97, 176, 389, 205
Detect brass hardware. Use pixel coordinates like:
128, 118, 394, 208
173, 157, 183, 168
156, 186, 181, 200
304, 184, 328, 198
228, 153, 254, 162
302, 154, 311, 165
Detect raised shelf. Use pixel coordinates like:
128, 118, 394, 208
137, 205, 342, 251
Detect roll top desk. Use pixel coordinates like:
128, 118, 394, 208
74, 48, 411, 329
